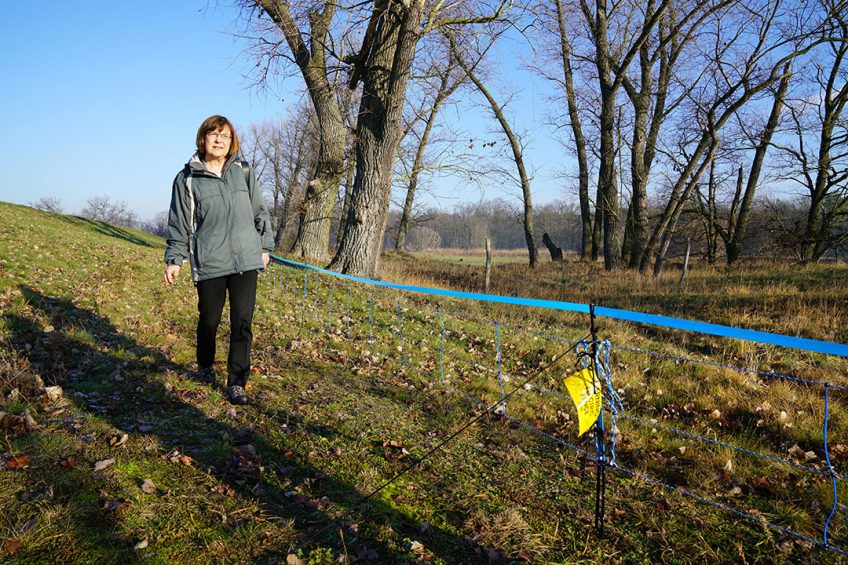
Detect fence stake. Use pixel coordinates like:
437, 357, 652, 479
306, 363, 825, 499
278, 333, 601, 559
346, 287, 351, 338
438, 306, 445, 384
484, 238, 492, 292
314, 276, 320, 320
285, 268, 290, 301
369, 291, 374, 351
327, 281, 334, 326
590, 304, 607, 534
496, 321, 506, 416
301, 271, 308, 322
824, 383, 838, 547
397, 301, 406, 365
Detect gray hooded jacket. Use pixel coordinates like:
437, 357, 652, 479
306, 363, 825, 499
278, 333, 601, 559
164, 153, 274, 282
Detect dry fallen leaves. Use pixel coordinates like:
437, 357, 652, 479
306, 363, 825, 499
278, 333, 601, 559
405, 540, 425, 554
163, 449, 193, 466
4, 540, 21, 555
103, 499, 131, 512
4, 456, 31, 470
41, 386, 63, 403
94, 458, 115, 473
134, 539, 149, 551
109, 434, 128, 447
383, 440, 410, 461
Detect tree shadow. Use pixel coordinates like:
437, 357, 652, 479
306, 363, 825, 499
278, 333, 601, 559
58, 216, 155, 248
5, 285, 489, 563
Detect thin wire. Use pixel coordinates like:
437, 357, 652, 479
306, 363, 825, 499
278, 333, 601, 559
295, 331, 592, 550
612, 343, 848, 391
612, 464, 848, 556
355, 332, 592, 507
618, 413, 848, 480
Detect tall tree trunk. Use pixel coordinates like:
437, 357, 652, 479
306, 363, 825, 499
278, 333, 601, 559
335, 149, 356, 246
625, 34, 665, 269
555, 0, 592, 260
580, 0, 672, 269
329, 0, 426, 277
598, 84, 622, 270
591, 191, 603, 261
706, 159, 718, 264
290, 103, 347, 260
591, 0, 623, 270
456, 43, 538, 268
653, 143, 717, 276
803, 76, 848, 262
259, 0, 347, 261
396, 64, 460, 250
726, 62, 792, 264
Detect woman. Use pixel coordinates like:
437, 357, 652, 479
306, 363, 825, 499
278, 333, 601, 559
163, 115, 274, 405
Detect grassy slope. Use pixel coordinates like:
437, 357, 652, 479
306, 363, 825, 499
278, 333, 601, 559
0, 201, 845, 563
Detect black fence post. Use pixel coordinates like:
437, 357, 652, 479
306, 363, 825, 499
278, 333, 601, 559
590, 304, 607, 534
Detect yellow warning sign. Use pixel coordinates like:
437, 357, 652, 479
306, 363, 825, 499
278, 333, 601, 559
564, 368, 602, 436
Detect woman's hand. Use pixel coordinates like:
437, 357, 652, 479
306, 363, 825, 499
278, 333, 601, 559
262, 252, 270, 268
164, 264, 181, 287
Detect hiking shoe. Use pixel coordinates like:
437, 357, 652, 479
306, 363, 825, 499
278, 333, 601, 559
227, 385, 249, 405
197, 367, 216, 385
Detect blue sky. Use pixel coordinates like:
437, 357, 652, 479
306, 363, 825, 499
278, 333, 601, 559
0, 1, 567, 221
0, 2, 292, 219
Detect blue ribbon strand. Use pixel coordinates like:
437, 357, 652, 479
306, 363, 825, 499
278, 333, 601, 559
270, 255, 848, 358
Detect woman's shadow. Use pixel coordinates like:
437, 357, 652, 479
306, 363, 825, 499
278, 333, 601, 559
7, 285, 491, 563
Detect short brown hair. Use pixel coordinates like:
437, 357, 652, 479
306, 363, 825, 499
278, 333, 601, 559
196, 115, 240, 159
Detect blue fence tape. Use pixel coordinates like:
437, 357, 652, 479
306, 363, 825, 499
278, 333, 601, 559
269, 256, 848, 358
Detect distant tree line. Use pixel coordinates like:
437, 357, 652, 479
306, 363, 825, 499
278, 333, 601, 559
383, 196, 848, 262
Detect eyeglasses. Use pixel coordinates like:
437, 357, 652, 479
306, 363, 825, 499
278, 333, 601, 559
206, 132, 232, 141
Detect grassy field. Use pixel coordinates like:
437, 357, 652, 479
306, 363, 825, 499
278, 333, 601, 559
1, 201, 847, 563
411, 248, 540, 266
394, 249, 847, 344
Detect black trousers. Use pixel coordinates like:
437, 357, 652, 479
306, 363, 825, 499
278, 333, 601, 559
196, 270, 258, 387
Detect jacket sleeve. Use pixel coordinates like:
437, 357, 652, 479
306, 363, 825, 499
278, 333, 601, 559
164, 171, 191, 266
247, 166, 275, 252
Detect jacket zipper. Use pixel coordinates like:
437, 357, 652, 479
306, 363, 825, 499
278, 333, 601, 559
222, 166, 239, 274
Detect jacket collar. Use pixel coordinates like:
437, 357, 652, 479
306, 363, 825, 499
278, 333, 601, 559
187, 152, 239, 176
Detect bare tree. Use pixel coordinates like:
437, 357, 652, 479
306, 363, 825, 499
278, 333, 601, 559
619, 0, 740, 269
577, 0, 677, 270
243, 107, 320, 251
640, 0, 824, 274
774, 1, 848, 262
449, 33, 538, 267
329, 0, 515, 277
141, 211, 170, 238
695, 63, 792, 264
532, 0, 594, 260
249, 0, 349, 261
395, 40, 467, 251
80, 196, 138, 228
30, 197, 64, 214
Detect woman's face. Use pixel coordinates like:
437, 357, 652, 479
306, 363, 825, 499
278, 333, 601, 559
204, 126, 232, 161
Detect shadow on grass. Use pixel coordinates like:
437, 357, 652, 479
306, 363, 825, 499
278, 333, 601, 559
59, 216, 155, 248
5, 285, 488, 563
